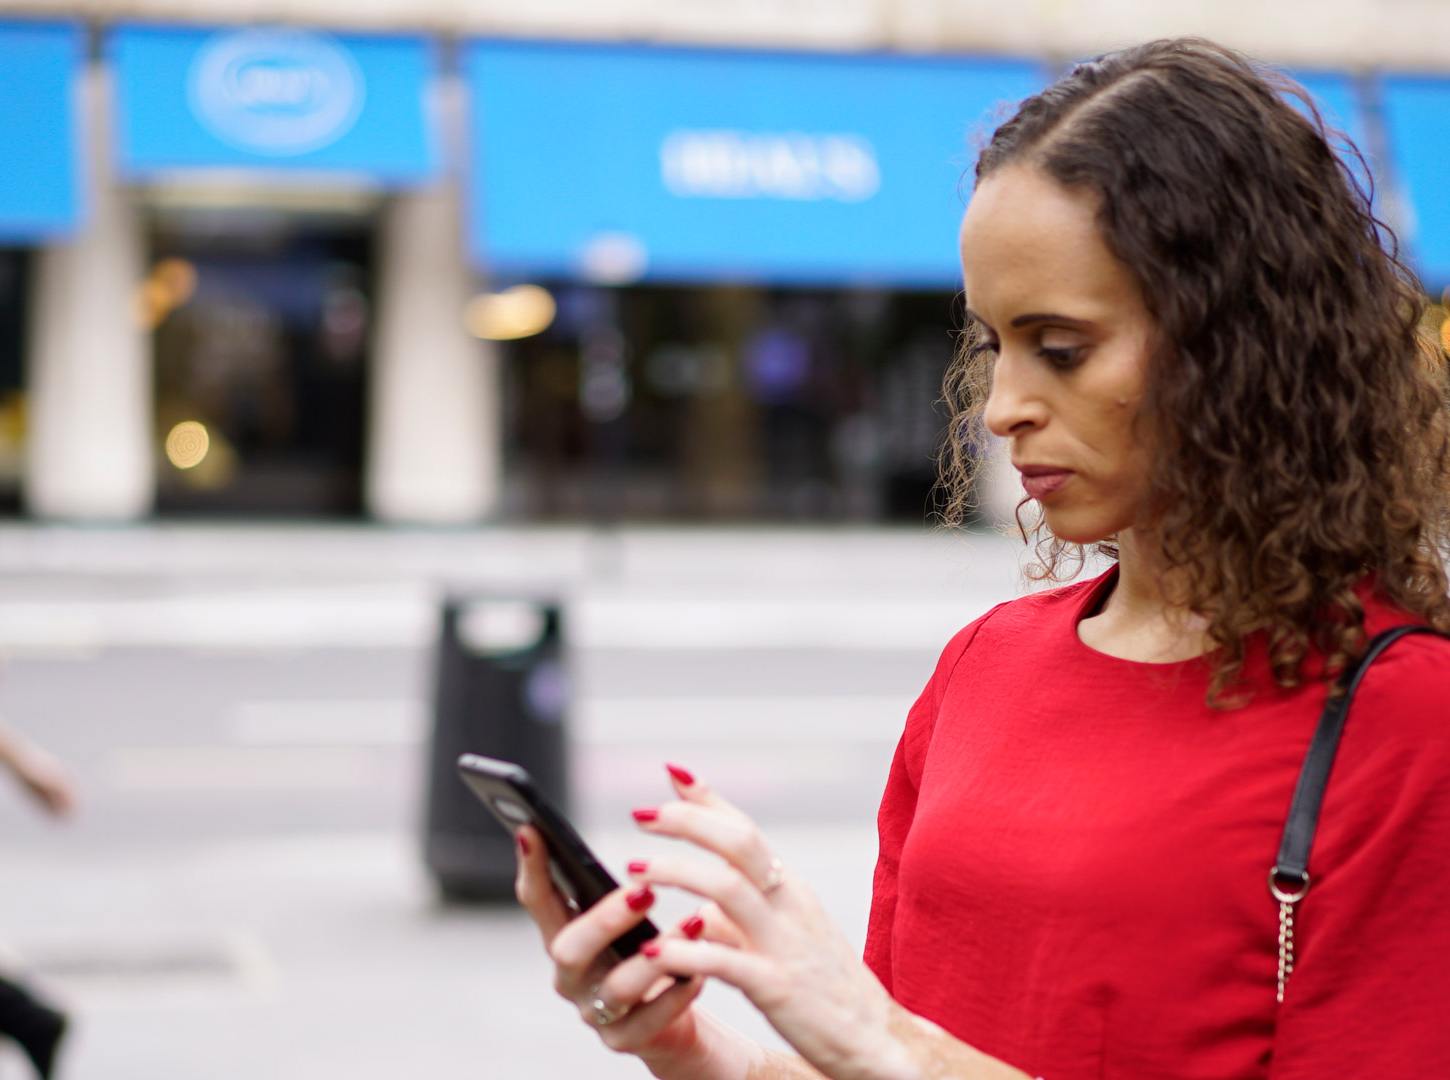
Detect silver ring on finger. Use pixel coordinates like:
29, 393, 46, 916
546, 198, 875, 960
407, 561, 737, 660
758, 856, 786, 896
587, 985, 628, 1026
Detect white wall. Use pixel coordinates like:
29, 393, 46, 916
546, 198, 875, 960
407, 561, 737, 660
2, 0, 1447, 68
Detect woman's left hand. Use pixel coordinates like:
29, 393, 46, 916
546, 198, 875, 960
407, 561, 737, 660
624, 764, 917, 1080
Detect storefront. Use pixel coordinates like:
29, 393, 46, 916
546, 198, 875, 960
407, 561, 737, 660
3, 21, 1436, 524
0, 20, 84, 514
464, 41, 1045, 520
462, 47, 1424, 522
110, 23, 440, 516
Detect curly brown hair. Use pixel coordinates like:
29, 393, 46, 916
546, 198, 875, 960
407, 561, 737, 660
937, 37, 1450, 706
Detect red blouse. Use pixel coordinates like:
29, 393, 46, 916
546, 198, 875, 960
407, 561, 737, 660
864, 566, 1450, 1079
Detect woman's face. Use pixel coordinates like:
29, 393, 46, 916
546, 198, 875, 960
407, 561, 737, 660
960, 163, 1156, 545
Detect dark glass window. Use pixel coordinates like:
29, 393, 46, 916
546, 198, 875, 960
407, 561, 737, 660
500, 284, 962, 523
148, 208, 373, 518
0, 249, 29, 514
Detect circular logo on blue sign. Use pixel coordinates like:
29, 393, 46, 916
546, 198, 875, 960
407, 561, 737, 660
187, 29, 365, 157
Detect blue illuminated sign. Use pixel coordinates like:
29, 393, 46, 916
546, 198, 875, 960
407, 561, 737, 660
1285, 69, 1378, 203
111, 24, 439, 184
1286, 70, 1368, 146
1380, 74, 1450, 288
464, 41, 1045, 286
0, 21, 83, 242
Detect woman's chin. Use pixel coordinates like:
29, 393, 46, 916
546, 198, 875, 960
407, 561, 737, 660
1040, 507, 1117, 547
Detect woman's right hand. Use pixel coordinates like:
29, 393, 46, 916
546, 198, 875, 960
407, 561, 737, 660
513, 824, 720, 1076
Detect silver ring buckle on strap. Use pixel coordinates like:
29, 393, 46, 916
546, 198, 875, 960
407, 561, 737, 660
1268, 866, 1310, 904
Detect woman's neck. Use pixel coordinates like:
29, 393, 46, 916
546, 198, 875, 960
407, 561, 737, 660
1077, 529, 1214, 663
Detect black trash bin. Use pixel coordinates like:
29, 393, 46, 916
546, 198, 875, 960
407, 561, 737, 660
423, 594, 570, 901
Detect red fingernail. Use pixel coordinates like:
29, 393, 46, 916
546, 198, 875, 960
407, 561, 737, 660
627, 860, 649, 875
626, 886, 655, 912
632, 807, 659, 823
681, 914, 705, 940
516, 832, 531, 857
642, 940, 661, 958
665, 762, 695, 787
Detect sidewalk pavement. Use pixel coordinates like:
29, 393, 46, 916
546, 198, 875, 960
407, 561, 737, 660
0, 522, 1049, 1078
0, 822, 879, 1080
0, 523, 1039, 655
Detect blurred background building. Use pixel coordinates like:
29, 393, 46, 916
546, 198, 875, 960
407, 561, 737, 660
2, 0, 1449, 526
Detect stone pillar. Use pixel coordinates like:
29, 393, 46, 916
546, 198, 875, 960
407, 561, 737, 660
26, 64, 152, 520
366, 79, 496, 524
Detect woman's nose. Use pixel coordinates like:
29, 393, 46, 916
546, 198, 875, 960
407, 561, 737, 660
982, 352, 1045, 438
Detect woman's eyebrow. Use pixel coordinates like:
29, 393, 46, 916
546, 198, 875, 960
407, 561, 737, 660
1009, 312, 1094, 330
962, 308, 1095, 331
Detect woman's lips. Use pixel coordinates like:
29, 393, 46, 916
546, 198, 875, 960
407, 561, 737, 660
1020, 470, 1073, 499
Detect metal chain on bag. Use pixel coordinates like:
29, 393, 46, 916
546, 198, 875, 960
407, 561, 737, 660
1276, 901, 1294, 1003
1269, 873, 1307, 1003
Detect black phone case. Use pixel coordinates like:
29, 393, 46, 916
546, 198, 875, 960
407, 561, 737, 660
456, 753, 660, 961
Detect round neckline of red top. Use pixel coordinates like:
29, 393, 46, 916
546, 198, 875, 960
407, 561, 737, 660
1068, 563, 1213, 670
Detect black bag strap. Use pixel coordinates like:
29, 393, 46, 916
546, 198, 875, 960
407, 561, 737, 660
1270, 624, 1450, 899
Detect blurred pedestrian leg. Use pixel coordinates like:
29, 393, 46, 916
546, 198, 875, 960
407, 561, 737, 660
0, 975, 66, 1078
0, 721, 78, 1076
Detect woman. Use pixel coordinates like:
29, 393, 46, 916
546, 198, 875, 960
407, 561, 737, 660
515, 37, 1450, 1079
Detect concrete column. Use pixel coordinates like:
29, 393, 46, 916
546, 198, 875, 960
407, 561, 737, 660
366, 81, 496, 524
26, 65, 152, 520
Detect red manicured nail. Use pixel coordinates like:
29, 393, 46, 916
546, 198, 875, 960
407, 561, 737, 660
516, 832, 531, 857
626, 886, 655, 912
632, 807, 659, 823
680, 914, 705, 940
642, 940, 662, 958
627, 860, 649, 875
665, 762, 695, 787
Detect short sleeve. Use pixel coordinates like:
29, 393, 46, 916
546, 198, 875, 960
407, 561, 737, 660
863, 605, 1003, 994
1268, 634, 1450, 1076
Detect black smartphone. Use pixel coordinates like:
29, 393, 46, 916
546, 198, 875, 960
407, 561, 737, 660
456, 753, 661, 962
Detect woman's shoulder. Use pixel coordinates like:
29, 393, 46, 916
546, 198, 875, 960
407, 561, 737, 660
905, 575, 1111, 748
992, 573, 1109, 625
968, 571, 1109, 636
935, 570, 1110, 668
1351, 627, 1450, 725
1322, 617, 1450, 857
1356, 589, 1450, 717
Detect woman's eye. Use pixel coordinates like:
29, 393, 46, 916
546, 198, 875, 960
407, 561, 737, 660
974, 339, 1000, 357
1038, 346, 1084, 370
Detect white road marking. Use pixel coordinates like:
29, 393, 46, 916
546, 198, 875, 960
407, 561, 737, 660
578, 694, 912, 743
223, 694, 910, 750
109, 690, 908, 794
108, 746, 383, 792
0, 591, 995, 652
231, 701, 424, 746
